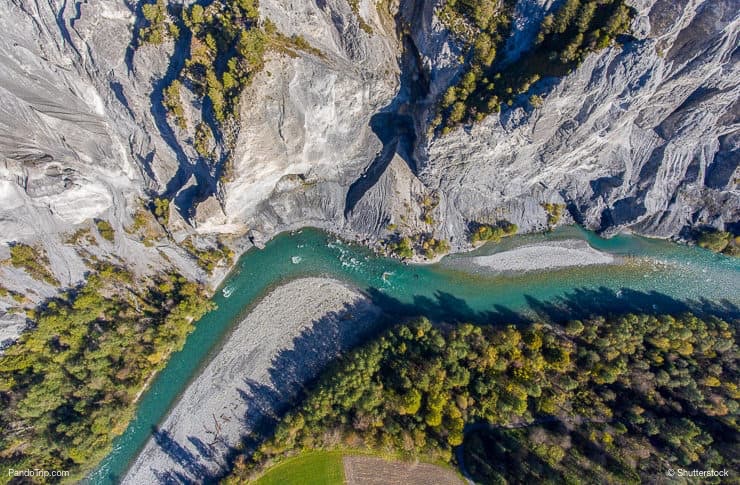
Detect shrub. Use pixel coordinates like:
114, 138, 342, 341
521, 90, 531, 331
387, 237, 414, 259
541, 203, 566, 228
138, 0, 172, 45
423, 238, 450, 259
396, 237, 414, 259
163, 80, 187, 130
8, 243, 59, 286
183, 237, 235, 274
470, 221, 518, 244
66, 227, 97, 246
697, 229, 733, 254
95, 219, 115, 242
529, 94, 544, 108
153, 197, 170, 226
194, 122, 213, 157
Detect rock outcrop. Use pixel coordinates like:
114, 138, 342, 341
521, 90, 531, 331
219, 0, 739, 248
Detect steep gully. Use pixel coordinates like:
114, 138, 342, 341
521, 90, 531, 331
344, 0, 431, 217
130, 0, 230, 222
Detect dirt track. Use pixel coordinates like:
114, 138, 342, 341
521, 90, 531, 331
343, 455, 465, 485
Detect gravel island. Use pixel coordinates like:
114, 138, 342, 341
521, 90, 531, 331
469, 240, 617, 272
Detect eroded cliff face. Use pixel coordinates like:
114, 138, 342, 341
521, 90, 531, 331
0, 0, 737, 340
221, 0, 739, 250
414, 0, 739, 245
0, 0, 403, 342
221, 0, 402, 241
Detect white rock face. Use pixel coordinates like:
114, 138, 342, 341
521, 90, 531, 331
222, 0, 401, 240
0, 0, 168, 241
220, 0, 739, 249
0, 0, 206, 344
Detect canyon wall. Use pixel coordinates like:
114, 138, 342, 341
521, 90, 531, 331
0, 0, 737, 341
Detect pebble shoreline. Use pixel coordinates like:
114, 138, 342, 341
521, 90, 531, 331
123, 277, 381, 484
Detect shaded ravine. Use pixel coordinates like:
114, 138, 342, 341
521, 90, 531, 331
344, 30, 430, 216
87, 226, 739, 484
149, 5, 195, 198
136, 0, 225, 221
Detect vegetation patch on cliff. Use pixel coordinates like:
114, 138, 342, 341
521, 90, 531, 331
127, 205, 166, 247
227, 312, 737, 482
6, 243, 59, 287
182, 235, 235, 275
384, 233, 450, 261
136, 0, 322, 186
434, 0, 634, 132
137, 0, 180, 45
696, 228, 739, 257
469, 220, 518, 244
95, 219, 116, 242
542, 202, 567, 230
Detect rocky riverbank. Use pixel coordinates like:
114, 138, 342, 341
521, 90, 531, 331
122, 278, 381, 484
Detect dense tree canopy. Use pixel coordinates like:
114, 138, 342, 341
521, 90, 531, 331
0, 263, 213, 481
228, 312, 738, 483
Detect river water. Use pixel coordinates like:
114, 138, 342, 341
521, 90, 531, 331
89, 226, 739, 483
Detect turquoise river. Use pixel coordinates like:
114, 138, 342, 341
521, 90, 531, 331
89, 226, 739, 483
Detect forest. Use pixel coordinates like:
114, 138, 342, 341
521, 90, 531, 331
434, 0, 634, 132
227, 312, 738, 483
0, 263, 213, 482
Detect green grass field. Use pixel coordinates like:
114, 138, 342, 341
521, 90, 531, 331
253, 451, 345, 485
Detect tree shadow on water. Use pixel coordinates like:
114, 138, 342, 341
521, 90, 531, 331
522, 287, 739, 323
364, 286, 739, 326
362, 289, 530, 326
